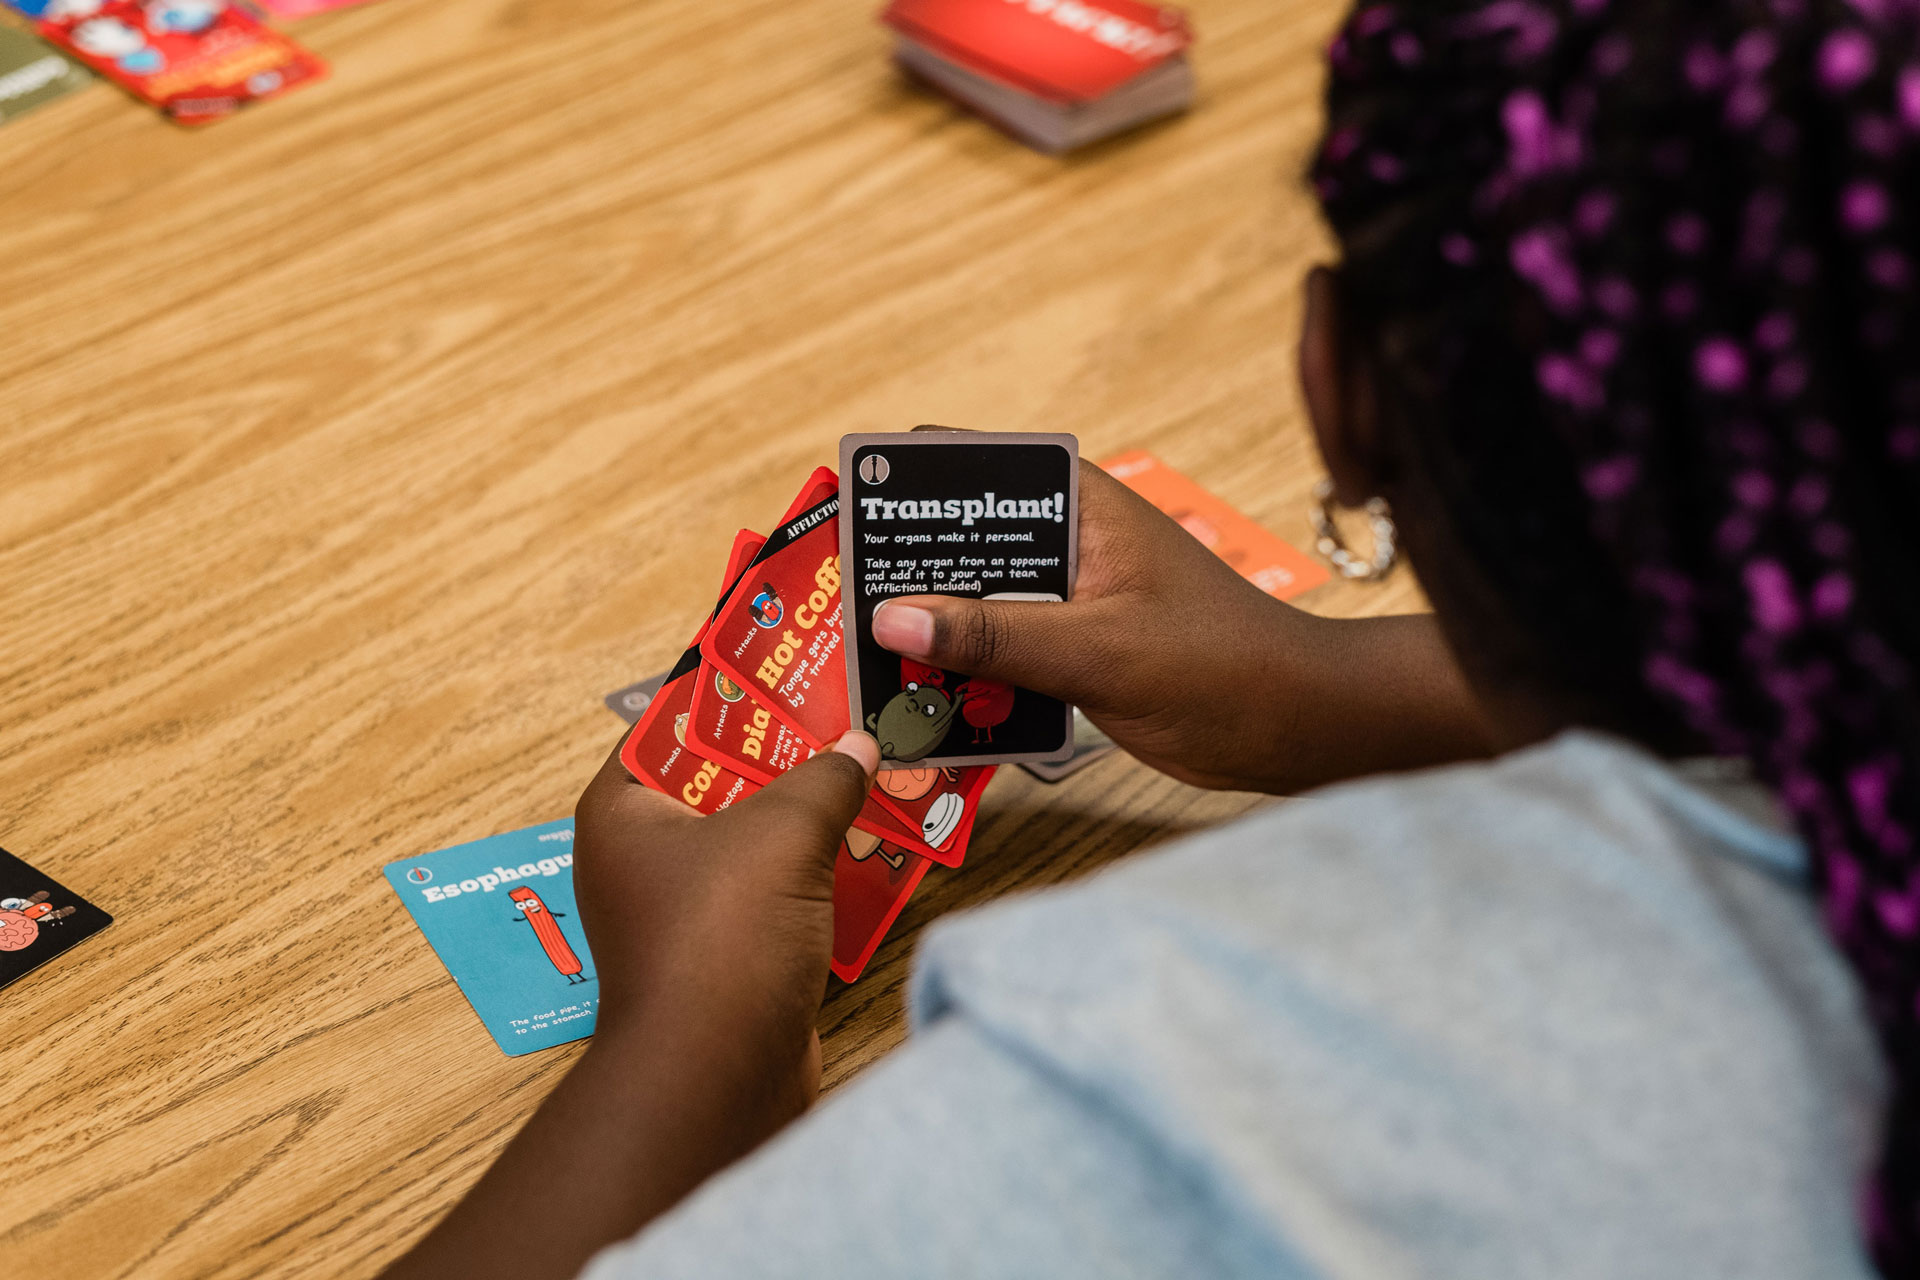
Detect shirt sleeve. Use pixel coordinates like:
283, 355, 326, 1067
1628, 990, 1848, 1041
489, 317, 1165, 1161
577, 1015, 1294, 1280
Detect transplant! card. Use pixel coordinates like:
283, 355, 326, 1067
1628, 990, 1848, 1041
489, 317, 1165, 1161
0, 846, 112, 992
384, 819, 599, 1056
839, 431, 1078, 769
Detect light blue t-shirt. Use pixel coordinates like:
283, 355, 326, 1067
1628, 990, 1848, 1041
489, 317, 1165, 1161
584, 732, 1886, 1279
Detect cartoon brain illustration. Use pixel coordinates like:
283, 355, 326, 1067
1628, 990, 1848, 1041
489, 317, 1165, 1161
0, 908, 38, 952
0, 893, 72, 953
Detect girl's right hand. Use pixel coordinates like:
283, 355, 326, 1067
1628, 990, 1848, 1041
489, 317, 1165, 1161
870, 460, 1491, 794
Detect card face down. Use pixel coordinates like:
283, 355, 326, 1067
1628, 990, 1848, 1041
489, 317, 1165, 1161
0, 846, 111, 992
840, 431, 1077, 769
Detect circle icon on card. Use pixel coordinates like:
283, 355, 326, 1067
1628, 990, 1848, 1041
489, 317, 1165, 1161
715, 672, 745, 702
859, 454, 889, 485
406, 867, 434, 885
749, 585, 784, 629
673, 713, 689, 746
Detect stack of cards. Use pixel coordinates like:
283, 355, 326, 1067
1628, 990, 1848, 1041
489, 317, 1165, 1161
17, 0, 323, 125
881, 0, 1193, 154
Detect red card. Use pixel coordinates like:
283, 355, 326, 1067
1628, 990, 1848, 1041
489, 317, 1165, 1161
881, 0, 1190, 106
619, 669, 760, 814
40, 0, 324, 125
683, 664, 931, 843
1101, 450, 1330, 600
701, 489, 849, 751
832, 830, 931, 983
699, 472, 995, 863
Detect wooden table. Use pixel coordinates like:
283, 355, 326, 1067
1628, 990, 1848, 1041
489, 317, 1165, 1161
0, 0, 1426, 1273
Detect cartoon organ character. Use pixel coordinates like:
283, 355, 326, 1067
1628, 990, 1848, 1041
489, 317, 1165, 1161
0, 892, 76, 953
747, 583, 783, 628
867, 682, 959, 763
875, 765, 967, 849
959, 678, 1014, 744
844, 829, 905, 871
508, 886, 587, 984
70, 17, 148, 59
867, 658, 1011, 762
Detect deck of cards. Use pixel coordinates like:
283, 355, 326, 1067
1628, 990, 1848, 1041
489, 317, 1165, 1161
881, 0, 1193, 154
612, 431, 1078, 981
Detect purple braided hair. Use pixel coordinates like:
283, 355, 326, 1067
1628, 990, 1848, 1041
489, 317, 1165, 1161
1313, 0, 1920, 1268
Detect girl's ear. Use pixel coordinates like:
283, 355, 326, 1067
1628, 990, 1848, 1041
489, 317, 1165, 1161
1299, 265, 1389, 506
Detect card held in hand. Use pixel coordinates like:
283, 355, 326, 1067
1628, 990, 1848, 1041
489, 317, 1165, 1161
839, 430, 1077, 769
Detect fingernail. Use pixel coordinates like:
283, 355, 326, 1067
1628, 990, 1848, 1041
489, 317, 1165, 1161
871, 602, 934, 658
832, 730, 881, 776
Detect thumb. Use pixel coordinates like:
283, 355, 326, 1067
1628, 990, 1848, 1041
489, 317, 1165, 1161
870, 595, 1110, 706
734, 731, 879, 859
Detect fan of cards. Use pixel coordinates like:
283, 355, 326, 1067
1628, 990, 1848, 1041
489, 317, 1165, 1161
615, 432, 1080, 982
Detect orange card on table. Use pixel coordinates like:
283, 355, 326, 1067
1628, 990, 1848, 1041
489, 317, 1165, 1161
1100, 450, 1330, 600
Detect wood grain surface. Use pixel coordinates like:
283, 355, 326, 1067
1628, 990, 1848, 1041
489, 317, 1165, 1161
0, 0, 1426, 1274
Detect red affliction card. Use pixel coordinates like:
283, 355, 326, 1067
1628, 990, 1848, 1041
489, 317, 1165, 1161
40, 0, 324, 125
619, 669, 760, 815
833, 830, 930, 983
682, 664, 934, 847
618, 529, 771, 810
701, 489, 849, 752
698, 472, 994, 864
881, 0, 1189, 106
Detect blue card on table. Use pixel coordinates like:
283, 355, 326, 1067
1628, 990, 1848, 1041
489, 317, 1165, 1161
384, 818, 598, 1056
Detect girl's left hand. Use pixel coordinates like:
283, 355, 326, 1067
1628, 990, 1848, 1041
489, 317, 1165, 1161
381, 729, 880, 1280
571, 726, 880, 1106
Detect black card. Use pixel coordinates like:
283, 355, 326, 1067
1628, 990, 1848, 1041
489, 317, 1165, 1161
603, 672, 669, 725
839, 430, 1078, 768
0, 846, 112, 992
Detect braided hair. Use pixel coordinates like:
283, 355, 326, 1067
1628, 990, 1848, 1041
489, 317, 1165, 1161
1312, 0, 1920, 1267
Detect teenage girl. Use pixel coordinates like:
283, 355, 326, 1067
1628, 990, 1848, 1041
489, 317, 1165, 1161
386, 3, 1920, 1276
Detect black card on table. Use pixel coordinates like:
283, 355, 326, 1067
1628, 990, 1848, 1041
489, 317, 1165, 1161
0, 846, 112, 992
839, 430, 1078, 769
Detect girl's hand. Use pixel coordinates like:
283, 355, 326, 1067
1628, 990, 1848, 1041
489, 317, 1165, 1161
572, 728, 880, 1101
381, 731, 881, 1280
870, 461, 1490, 794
